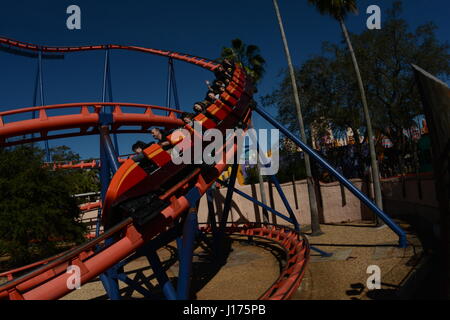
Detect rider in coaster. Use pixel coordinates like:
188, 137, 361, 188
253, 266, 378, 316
181, 112, 196, 127
150, 128, 172, 151
193, 101, 220, 123
132, 140, 149, 155
214, 64, 232, 83
204, 91, 219, 105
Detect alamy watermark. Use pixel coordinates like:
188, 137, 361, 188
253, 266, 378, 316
367, 5, 381, 30
366, 265, 381, 290
66, 265, 81, 290
166, 121, 280, 176
66, 5, 81, 30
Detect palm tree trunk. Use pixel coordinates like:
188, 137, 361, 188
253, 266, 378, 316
250, 121, 270, 223
256, 161, 270, 223
339, 18, 384, 218
272, 0, 322, 235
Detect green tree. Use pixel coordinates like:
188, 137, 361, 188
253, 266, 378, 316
353, 2, 450, 169
50, 145, 100, 196
0, 146, 86, 267
220, 38, 266, 84
264, 0, 449, 178
307, 0, 384, 215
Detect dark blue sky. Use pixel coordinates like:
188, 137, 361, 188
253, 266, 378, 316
0, 0, 449, 159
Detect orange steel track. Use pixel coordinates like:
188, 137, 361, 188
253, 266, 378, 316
0, 37, 309, 300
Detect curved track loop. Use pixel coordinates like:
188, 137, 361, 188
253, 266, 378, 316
0, 37, 220, 71
203, 224, 310, 300
0, 103, 183, 147
0, 37, 309, 300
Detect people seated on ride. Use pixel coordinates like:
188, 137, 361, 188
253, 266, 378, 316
132, 140, 149, 155
150, 127, 171, 151
192, 101, 207, 114
210, 80, 227, 95
222, 58, 234, 70
204, 91, 219, 104
213, 64, 232, 83
214, 79, 226, 88
215, 84, 226, 95
181, 112, 196, 127
192, 101, 220, 123
206, 79, 225, 91
205, 80, 215, 93
131, 141, 154, 170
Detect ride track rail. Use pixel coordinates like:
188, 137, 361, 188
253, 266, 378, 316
0, 36, 310, 300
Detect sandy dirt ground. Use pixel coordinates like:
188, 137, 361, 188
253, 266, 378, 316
59, 219, 425, 300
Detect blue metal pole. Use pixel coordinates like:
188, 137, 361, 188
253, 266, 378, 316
254, 106, 408, 248
206, 186, 218, 235
216, 179, 294, 224
269, 175, 300, 231
99, 268, 121, 300
247, 128, 300, 230
177, 208, 198, 300
105, 50, 120, 154
166, 58, 173, 114
99, 126, 120, 173
176, 219, 183, 253
219, 163, 239, 232
170, 60, 180, 110
97, 134, 121, 299
31, 65, 39, 142
102, 49, 109, 103
38, 49, 51, 162
96, 137, 110, 237
146, 251, 177, 300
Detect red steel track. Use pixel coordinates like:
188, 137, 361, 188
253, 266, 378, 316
0, 37, 309, 300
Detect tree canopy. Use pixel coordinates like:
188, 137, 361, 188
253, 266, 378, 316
0, 145, 88, 268
220, 38, 266, 84
50, 145, 100, 196
262, 1, 449, 177
307, 0, 358, 20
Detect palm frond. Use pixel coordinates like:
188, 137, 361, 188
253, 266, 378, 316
308, 0, 358, 20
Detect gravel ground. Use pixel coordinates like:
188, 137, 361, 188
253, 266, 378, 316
60, 219, 424, 300
293, 220, 424, 300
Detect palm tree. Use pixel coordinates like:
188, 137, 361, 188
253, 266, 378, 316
272, 0, 323, 235
307, 0, 384, 217
221, 39, 266, 84
221, 40, 270, 223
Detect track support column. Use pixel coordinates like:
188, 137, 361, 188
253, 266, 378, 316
177, 207, 199, 300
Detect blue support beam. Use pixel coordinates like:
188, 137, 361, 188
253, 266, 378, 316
176, 208, 199, 300
146, 251, 177, 300
96, 116, 121, 299
165, 58, 181, 113
166, 58, 173, 113
247, 128, 300, 231
254, 105, 408, 248
206, 186, 219, 237
99, 125, 120, 173
269, 175, 300, 231
99, 267, 121, 300
36, 49, 51, 162
170, 59, 180, 110
102, 48, 120, 154
216, 178, 294, 225
219, 163, 239, 233
116, 273, 156, 298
